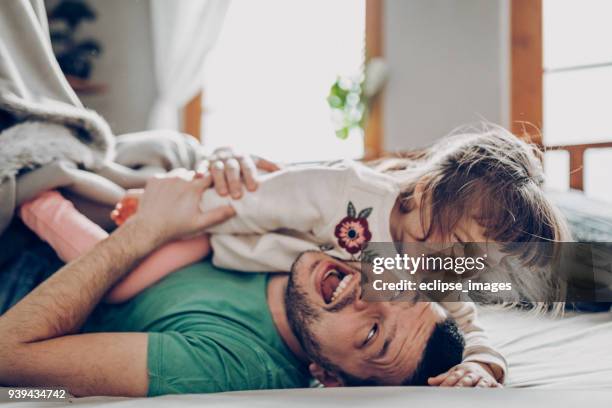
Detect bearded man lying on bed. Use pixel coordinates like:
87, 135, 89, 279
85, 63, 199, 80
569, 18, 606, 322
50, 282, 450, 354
0, 168, 504, 397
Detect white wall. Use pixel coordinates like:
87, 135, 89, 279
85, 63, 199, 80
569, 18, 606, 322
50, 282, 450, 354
383, 0, 509, 151
77, 0, 156, 134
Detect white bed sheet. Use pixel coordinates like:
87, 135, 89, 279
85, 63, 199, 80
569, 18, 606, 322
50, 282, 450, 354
3, 308, 612, 407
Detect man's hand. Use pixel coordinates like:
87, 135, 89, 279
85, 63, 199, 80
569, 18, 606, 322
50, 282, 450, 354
131, 168, 235, 243
202, 147, 280, 199
427, 362, 501, 388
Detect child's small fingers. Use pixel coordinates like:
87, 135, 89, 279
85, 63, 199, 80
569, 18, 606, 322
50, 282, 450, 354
455, 374, 478, 387
428, 372, 450, 385
427, 377, 445, 386
211, 161, 228, 196
476, 378, 491, 388
440, 369, 464, 387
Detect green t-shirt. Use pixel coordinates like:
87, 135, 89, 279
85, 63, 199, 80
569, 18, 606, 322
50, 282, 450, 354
83, 261, 310, 396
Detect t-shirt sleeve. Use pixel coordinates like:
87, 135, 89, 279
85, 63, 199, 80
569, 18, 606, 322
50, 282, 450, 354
147, 331, 272, 396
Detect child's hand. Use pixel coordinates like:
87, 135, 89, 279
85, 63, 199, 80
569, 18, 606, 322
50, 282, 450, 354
427, 362, 501, 388
111, 189, 143, 225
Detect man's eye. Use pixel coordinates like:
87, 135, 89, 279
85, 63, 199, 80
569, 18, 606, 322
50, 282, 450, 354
365, 323, 378, 345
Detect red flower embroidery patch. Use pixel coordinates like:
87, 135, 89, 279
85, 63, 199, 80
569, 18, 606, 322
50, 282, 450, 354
334, 201, 373, 254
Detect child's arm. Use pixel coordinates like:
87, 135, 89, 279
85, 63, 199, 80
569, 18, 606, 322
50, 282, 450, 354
200, 164, 353, 235
429, 302, 507, 387
104, 236, 210, 303
19, 191, 209, 304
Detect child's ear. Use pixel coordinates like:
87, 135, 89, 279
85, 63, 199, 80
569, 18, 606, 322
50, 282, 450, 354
309, 363, 344, 387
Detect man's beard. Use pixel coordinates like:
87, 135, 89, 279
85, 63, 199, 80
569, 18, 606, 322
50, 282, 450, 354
285, 253, 322, 358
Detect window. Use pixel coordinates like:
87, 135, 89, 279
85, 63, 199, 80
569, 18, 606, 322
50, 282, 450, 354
202, 0, 366, 163
543, 0, 612, 146
543, 0, 612, 203
513, 0, 612, 202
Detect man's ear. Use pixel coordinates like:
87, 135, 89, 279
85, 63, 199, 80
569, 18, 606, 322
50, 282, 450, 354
309, 363, 344, 387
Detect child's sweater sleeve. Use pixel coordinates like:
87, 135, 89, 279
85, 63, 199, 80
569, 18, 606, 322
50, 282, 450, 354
441, 302, 508, 383
201, 165, 350, 235
200, 165, 352, 271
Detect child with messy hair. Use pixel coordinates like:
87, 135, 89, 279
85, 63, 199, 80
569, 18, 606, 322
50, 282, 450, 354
20, 124, 570, 388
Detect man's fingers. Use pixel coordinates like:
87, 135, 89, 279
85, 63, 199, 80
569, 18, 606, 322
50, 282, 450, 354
238, 155, 258, 191
211, 161, 228, 196
254, 156, 280, 173
195, 205, 236, 230
224, 158, 243, 199
439, 369, 464, 387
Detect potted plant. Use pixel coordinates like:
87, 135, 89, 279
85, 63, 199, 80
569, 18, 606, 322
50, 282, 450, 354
48, 0, 105, 93
327, 58, 388, 140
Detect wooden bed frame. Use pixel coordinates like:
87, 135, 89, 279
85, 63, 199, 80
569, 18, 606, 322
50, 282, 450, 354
547, 142, 612, 191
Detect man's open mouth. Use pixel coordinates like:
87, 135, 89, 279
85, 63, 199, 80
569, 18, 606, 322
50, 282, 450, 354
317, 262, 357, 305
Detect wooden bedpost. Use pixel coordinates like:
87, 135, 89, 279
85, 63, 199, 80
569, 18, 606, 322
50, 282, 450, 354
511, 0, 543, 146
365, 0, 384, 159
183, 91, 203, 141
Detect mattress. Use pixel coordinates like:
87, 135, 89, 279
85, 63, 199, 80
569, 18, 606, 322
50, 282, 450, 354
3, 307, 612, 407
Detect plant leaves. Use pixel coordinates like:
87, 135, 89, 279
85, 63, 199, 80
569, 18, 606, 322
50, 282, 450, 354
335, 127, 349, 140
347, 201, 356, 218
358, 207, 373, 219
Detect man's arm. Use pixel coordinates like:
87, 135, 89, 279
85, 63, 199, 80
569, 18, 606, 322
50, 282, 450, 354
0, 171, 234, 396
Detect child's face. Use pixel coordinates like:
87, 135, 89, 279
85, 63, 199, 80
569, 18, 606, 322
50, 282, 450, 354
394, 198, 508, 268
398, 199, 488, 245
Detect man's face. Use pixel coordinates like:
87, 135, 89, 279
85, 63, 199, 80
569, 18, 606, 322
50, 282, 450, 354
286, 251, 446, 385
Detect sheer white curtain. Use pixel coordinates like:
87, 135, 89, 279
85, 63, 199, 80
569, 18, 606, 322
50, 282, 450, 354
148, 0, 229, 130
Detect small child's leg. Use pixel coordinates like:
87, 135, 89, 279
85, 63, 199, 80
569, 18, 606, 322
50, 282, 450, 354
19, 190, 108, 262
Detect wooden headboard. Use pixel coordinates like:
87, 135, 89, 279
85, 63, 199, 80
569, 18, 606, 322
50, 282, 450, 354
547, 142, 612, 191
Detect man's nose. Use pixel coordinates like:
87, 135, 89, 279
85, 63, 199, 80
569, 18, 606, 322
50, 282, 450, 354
354, 295, 402, 317
353, 294, 369, 312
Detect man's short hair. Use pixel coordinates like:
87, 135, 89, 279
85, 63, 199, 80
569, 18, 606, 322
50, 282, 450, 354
402, 318, 465, 385
340, 318, 465, 386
